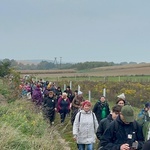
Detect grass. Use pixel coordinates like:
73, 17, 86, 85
0, 99, 70, 150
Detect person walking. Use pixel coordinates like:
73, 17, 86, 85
43, 91, 57, 125
96, 105, 122, 149
31, 84, 43, 106
100, 105, 144, 150
73, 100, 98, 150
57, 92, 70, 124
137, 102, 150, 141
71, 91, 84, 125
93, 96, 110, 124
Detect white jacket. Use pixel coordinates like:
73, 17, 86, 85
73, 110, 98, 144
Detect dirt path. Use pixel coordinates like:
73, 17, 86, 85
54, 129, 71, 150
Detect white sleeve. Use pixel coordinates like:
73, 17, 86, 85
73, 112, 80, 136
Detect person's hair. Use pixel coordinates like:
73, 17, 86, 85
49, 91, 54, 95
112, 105, 122, 113
116, 99, 125, 105
82, 100, 92, 108
62, 92, 67, 96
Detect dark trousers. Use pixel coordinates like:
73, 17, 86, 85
59, 110, 68, 123
46, 107, 55, 123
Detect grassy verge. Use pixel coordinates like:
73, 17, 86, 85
0, 99, 70, 150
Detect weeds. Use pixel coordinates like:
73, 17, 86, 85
0, 100, 70, 150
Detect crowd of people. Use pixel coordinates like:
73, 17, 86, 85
19, 78, 150, 150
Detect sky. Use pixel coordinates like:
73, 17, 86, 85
0, 0, 150, 64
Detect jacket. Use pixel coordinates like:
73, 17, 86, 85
73, 110, 98, 144
93, 101, 110, 124
43, 96, 57, 109
101, 115, 144, 150
96, 114, 113, 141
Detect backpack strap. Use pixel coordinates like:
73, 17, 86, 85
78, 112, 81, 123
92, 112, 96, 131
132, 121, 137, 132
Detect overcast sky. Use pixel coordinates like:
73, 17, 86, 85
0, 0, 150, 63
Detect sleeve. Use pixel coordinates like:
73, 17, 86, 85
96, 120, 104, 141
137, 110, 145, 126
136, 122, 144, 149
72, 97, 79, 108
54, 98, 57, 108
73, 112, 80, 137
43, 97, 47, 106
93, 102, 98, 113
67, 98, 70, 109
106, 103, 110, 114
93, 113, 99, 133
57, 97, 62, 112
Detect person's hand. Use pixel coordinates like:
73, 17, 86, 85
73, 135, 77, 141
120, 143, 130, 150
73, 137, 76, 141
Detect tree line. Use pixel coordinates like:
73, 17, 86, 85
0, 58, 140, 76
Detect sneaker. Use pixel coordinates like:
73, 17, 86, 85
61, 122, 64, 126
51, 122, 54, 125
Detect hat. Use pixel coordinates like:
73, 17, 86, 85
78, 91, 83, 95
117, 93, 125, 100
145, 102, 150, 108
82, 100, 91, 108
121, 105, 134, 122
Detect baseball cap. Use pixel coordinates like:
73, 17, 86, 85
121, 105, 134, 122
